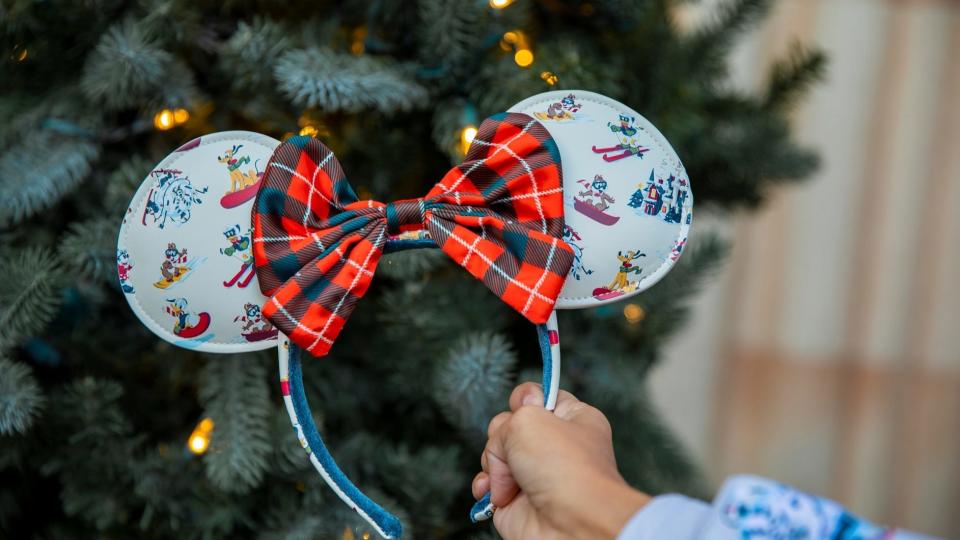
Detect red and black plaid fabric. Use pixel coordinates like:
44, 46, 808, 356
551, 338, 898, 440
252, 112, 574, 357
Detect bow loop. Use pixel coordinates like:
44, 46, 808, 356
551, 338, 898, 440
253, 113, 574, 357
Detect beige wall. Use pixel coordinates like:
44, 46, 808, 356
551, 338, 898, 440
651, 0, 960, 537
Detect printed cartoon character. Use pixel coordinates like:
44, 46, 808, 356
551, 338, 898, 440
142, 169, 208, 228
591, 114, 649, 162
117, 249, 135, 293
573, 175, 620, 226
218, 145, 262, 208
234, 303, 278, 342
627, 170, 689, 224
535, 93, 583, 121
591, 249, 646, 300
153, 242, 203, 289
164, 297, 211, 338
670, 237, 687, 262
220, 224, 256, 288
563, 225, 593, 281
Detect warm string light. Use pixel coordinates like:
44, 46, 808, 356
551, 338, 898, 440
489, 0, 514, 8
11, 44, 28, 62
500, 30, 534, 68
623, 303, 645, 324
460, 124, 478, 155
153, 108, 190, 130
350, 27, 368, 55
299, 125, 319, 137
540, 71, 559, 86
187, 417, 214, 455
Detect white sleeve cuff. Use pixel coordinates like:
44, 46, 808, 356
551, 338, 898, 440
616, 494, 737, 540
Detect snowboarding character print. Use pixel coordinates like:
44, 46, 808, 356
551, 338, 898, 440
142, 168, 208, 229
117, 249, 135, 294
534, 93, 583, 122
234, 303, 278, 342
218, 145, 263, 208
220, 224, 256, 288
591, 114, 649, 162
573, 174, 620, 226
592, 250, 646, 300
164, 297, 211, 339
153, 242, 204, 289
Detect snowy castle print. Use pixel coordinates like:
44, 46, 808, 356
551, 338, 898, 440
627, 169, 689, 224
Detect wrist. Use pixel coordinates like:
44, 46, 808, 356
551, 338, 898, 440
568, 478, 650, 540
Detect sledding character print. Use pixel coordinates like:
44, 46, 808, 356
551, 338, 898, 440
533, 93, 583, 122
563, 225, 593, 281
142, 168, 208, 228
153, 242, 204, 289
220, 224, 256, 288
573, 174, 620, 226
218, 144, 263, 208
234, 303, 279, 342
164, 297, 212, 339
117, 249, 134, 293
591, 114, 649, 162
592, 250, 646, 300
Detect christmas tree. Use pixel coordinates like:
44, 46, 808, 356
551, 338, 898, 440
0, 0, 824, 537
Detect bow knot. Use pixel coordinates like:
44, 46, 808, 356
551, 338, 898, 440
384, 198, 426, 235
253, 112, 574, 357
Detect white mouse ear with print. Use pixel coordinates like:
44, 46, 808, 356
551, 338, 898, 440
116, 131, 281, 352
509, 90, 692, 308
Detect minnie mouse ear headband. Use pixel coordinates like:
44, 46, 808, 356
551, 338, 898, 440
117, 90, 692, 539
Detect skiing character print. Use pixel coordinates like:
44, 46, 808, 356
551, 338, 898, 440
573, 174, 620, 226
142, 168, 208, 229
234, 303, 279, 343
592, 250, 646, 301
218, 144, 263, 208
563, 225, 594, 281
591, 114, 649, 162
220, 224, 256, 288
117, 249, 134, 293
153, 242, 204, 289
164, 297, 212, 339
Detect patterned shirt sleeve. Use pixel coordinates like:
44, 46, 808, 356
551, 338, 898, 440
617, 475, 941, 540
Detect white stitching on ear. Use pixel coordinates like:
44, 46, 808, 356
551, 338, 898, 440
512, 94, 692, 304
119, 132, 279, 350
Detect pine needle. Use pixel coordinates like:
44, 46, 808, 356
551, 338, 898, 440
0, 356, 45, 435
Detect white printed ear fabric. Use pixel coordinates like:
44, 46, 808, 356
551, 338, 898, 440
117, 131, 281, 353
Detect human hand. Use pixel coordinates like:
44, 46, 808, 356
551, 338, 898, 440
472, 383, 650, 540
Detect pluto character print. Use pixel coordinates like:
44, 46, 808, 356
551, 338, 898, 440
509, 90, 692, 309
118, 131, 281, 352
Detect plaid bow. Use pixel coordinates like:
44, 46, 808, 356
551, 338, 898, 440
252, 112, 574, 357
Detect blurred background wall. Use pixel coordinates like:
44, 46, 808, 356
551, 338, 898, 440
651, 0, 960, 537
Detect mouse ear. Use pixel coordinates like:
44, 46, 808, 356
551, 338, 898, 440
509, 91, 692, 308
116, 131, 281, 352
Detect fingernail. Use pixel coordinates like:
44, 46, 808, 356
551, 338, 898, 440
522, 393, 540, 406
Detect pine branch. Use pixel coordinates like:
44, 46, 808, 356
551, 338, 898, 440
0, 356, 44, 435
378, 248, 446, 280
765, 41, 828, 111
687, 0, 774, 73
44, 377, 140, 530
433, 332, 516, 441
0, 247, 65, 350
81, 19, 196, 110
199, 353, 272, 493
0, 131, 100, 226
219, 17, 292, 93
59, 217, 121, 285
274, 47, 428, 113
417, 0, 485, 69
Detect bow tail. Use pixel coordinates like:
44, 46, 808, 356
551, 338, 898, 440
425, 212, 574, 325
263, 225, 388, 356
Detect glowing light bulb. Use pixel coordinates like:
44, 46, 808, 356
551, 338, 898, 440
299, 125, 319, 137
153, 109, 176, 130
490, 0, 514, 8
173, 108, 189, 124
540, 71, 558, 85
514, 49, 534, 68
623, 303, 645, 324
460, 125, 478, 154
187, 417, 214, 455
